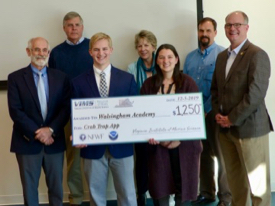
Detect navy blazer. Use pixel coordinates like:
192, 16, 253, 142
8, 65, 71, 154
71, 66, 137, 159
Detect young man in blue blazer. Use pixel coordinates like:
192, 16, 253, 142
71, 32, 137, 206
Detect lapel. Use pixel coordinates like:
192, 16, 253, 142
86, 69, 101, 97
23, 65, 41, 112
109, 66, 118, 97
47, 68, 55, 119
225, 40, 250, 83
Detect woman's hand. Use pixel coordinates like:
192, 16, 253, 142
148, 138, 160, 145
166, 141, 181, 149
149, 139, 181, 149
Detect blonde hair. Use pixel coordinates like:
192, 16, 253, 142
134, 30, 157, 49
89, 32, 112, 49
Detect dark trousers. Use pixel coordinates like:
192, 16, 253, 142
135, 143, 149, 195
199, 110, 231, 202
16, 149, 64, 206
153, 147, 183, 206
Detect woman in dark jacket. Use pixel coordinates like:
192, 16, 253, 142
140, 44, 202, 206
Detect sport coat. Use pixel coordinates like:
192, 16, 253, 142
71, 66, 137, 159
211, 40, 273, 138
8, 65, 71, 154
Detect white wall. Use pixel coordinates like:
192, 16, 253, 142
203, 0, 275, 190
0, 0, 197, 204
0, 0, 197, 80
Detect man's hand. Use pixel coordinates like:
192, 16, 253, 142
215, 113, 232, 128
35, 127, 54, 145
70, 135, 87, 148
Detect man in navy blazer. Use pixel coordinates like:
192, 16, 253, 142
8, 37, 70, 206
71, 33, 137, 206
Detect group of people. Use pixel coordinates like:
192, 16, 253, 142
7, 10, 272, 206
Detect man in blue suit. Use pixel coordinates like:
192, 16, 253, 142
71, 32, 137, 206
8, 37, 71, 206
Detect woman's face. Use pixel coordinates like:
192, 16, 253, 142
157, 49, 178, 75
137, 38, 155, 62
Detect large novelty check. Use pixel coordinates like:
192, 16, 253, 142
71, 93, 206, 145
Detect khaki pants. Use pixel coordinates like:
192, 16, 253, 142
219, 132, 271, 206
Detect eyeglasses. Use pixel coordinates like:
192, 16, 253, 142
225, 23, 247, 29
31, 48, 49, 53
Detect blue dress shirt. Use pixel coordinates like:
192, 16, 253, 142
183, 42, 224, 113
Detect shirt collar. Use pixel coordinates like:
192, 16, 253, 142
66, 37, 85, 45
93, 64, 111, 75
228, 39, 248, 55
197, 42, 217, 56
31, 64, 47, 75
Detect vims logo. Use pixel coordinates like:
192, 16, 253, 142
109, 131, 118, 141
79, 134, 86, 141
74, 101, 94, 107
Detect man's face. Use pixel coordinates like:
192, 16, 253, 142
63, 17, 84, 44
198, 21, 217, 49
26, 38, 49, 70
89, 39, 113, 70
225, 12, 249, 49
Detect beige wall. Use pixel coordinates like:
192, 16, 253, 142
203, 0, 275, 190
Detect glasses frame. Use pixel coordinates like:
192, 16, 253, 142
224, 23, 247, 29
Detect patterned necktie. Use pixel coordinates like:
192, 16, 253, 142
37, 71, 47, 120
99, 72, 108, 97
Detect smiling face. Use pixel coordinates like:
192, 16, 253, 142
198, 21, 217, 50
156, 49, 178, 76
136, 38, 155, 62
26, 37, 50, 70
63, 17, 84, 44
225, 12, 249, 49
89, 39, 113, 70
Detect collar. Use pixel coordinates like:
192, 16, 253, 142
93, 64, 111, 75
228, 39, 248, 55
66, 37, 85, 45
197, 42, 217, 56
31, 64, 47, 75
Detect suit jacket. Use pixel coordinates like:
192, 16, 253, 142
211, 40, 273, 138
8, 65, 71, 154
71, 66, 137, 159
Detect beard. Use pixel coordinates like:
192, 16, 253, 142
31, 54, 49, 67
199, 36, 210, 48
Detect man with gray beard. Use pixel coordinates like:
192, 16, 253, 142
7, 37, 70, 205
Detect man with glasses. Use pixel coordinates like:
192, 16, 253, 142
184, 17, 231, 206
49, 11, 93, 206
7, 37, 70, 206
211, 11, 272, 206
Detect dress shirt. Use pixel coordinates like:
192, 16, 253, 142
183, 42, 224, 113
225, 39, 248, 77
31, 65, 49, 102
66, 36, 85, 45
93, 64, 111, 93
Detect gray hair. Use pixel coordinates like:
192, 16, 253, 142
63, 11, 83, 26
27, 37, 50, 50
